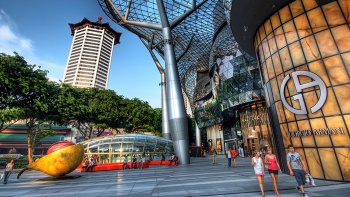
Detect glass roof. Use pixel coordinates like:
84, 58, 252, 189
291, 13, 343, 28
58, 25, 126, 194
97, 0, 231, 109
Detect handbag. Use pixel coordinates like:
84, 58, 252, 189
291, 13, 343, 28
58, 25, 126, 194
308, 173, 316, 186
305, 173, 310, 183
0, 173, 3, 180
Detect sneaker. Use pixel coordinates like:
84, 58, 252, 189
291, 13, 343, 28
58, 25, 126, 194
296, 187, 301, 194
303, 193, 308, 197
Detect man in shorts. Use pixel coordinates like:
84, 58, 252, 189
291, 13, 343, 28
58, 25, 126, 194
286, 145, 308, 197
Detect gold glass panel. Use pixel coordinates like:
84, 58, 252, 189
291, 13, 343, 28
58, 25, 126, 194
310, 118, 332, 147
333, 84, 350, 114
262, 62, 269, 83
272, 53, 282, 76
283, 20, 298, 44
280, 123, 292, 147
322, 2, 346, 27
286, 72, 297, 96
266, 57, 275, 79
289, 122, 302, 147
315, 30, 338, 58
331, 24, 350, 53
300, 36, 321, 62
302, 0, 318, 11
268, 33, 278, 55
261, 38, 270, 59
270, 78, 280, 101
340, 52, 350, 75
264, 18, 273, 36
289, 41, 306, 67
276, 101, 286, 123
339, 0, 350, 22
279, 5, 292, 24
298, 120, 315, 147
284, 98, 296, 122
259, 45, 265, 61
325, 116, 350, 147
303, 90, 323, 118
295, 14, 312, 39
320, 88, 341, 116
344, 115, 350, 133
319, 148, 343, 181
290, 0, 304, 17
324, 55, 350, 85
335, 148, 350, 181
307, 7, 328, 33
259, 24, 266, 42
270, 13, 281, 30
276, 74, 285, 95
275, 27, 287, 49
304, 148, 324, 179
279, 47, 293, 71
308, 60, 331, 87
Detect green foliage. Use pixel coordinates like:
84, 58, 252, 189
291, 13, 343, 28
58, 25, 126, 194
30, 129, 56, 148
0, 108, 24, 131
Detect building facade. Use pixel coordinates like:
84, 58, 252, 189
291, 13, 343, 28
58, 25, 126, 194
98, 0, 349, 182
62, 17, 121, 89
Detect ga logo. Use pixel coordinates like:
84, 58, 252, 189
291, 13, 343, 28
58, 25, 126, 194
280, 71, 327, 115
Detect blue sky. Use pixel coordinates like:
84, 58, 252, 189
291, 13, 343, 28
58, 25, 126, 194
0, 0, 163, 108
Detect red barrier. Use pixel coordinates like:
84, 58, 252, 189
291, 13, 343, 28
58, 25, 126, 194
78, 162, 151, 172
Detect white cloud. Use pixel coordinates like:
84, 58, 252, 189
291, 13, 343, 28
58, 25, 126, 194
0, 10, 64, 80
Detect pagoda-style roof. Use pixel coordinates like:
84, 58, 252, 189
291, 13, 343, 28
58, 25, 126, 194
68, 17, 122, 45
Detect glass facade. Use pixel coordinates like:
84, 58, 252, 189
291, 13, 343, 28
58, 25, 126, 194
255, 0, 350, 181
80, 134, 173, 163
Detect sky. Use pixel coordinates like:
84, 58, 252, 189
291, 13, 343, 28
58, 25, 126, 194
0, 0, 163, 108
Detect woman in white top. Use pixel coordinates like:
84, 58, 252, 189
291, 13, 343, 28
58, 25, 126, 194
252, 151, 265, 197
3, 160, 14, 184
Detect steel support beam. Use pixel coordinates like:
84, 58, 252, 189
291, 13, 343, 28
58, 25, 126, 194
140, 38, 171, 140
157, 0, 189, 164
195, 122, 201, 147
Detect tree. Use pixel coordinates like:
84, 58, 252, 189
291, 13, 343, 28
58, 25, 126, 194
0, 52, 60, 163
120, 98, 154, 133
152, 108, 162, 136
0, 108, 24, 132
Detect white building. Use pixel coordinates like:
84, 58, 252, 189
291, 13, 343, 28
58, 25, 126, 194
63, 17, 121, 89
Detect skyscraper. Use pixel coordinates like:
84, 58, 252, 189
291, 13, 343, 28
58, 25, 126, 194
62, 17, 121, 89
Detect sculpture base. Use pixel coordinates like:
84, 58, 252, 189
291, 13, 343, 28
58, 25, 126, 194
36, 175, 81, 181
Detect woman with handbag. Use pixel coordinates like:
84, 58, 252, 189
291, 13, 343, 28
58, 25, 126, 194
265, 147, 282, 197
3, 160, 14, 184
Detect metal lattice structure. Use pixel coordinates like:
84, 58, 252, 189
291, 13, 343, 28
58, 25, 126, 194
98, 0, 228, 110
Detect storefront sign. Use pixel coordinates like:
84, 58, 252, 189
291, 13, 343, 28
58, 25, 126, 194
289, 127, 344, 137
280, 71, 327, 115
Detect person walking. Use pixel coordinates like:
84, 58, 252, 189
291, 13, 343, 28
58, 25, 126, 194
252, 151, 265, 197
212, 148, 217, 164
265, 147, 282, 197
230, 148, 238, 167
3, 160, 14, 184
227, 148, 232, 167
286, 145, 309, 197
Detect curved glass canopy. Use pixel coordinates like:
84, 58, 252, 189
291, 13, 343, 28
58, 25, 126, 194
98, 0, 231, 108
81, 134, 173, 163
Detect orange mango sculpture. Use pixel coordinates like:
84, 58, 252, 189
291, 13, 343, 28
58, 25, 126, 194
18, 141, 84, 178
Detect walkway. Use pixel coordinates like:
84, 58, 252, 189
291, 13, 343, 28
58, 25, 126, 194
1, 155, 349, 197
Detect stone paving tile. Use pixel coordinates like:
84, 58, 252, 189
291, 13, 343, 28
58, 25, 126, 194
1, 155, 349, 197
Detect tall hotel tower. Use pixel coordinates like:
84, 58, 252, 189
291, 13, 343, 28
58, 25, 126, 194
63, 17, 121, 89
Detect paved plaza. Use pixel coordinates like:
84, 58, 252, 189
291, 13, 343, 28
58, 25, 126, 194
1, 155, 349, 197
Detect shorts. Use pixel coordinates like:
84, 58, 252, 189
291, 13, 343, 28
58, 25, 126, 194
255, 173, 264, 177
268, 169, 278, 174
293, 169, 306, 185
